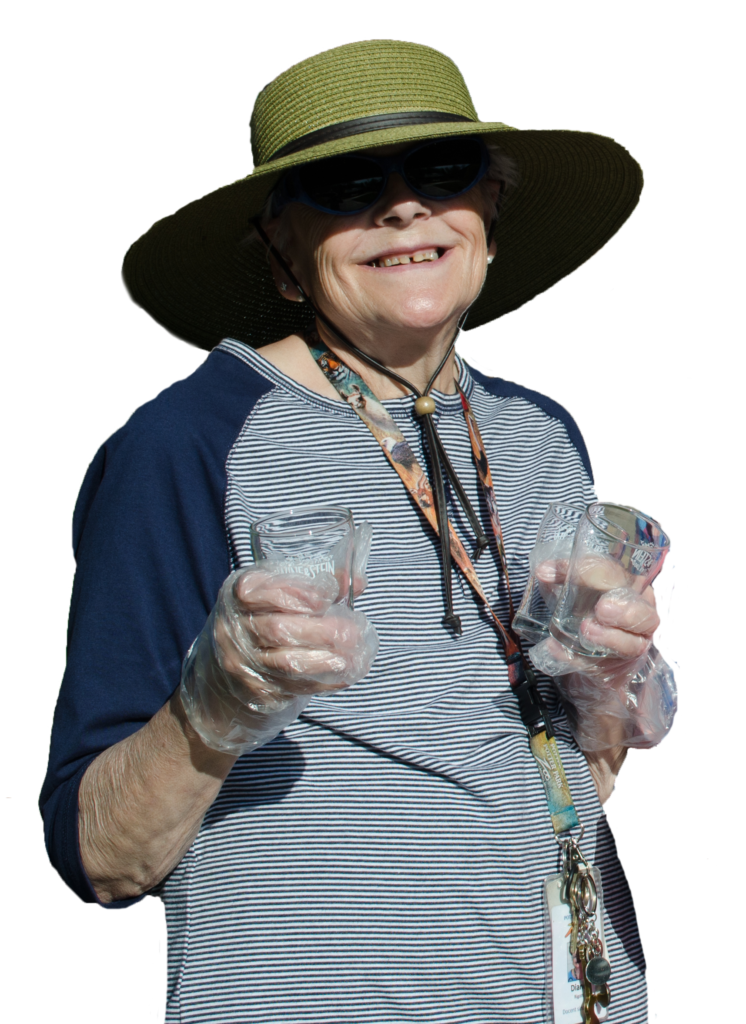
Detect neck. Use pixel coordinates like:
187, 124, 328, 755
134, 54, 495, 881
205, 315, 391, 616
314, 318, 460, 400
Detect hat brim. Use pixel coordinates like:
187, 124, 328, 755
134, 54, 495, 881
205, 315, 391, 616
123, 122, 642, 350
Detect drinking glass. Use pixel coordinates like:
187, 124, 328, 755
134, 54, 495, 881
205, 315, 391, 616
250, 505, 356, 607
513, 503, 586, 644
550, 503, 670, 658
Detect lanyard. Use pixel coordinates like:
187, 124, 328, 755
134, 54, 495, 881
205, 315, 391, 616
307, 337, 580, 836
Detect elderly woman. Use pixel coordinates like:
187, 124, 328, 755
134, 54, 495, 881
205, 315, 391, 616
41, 39, 674, 1024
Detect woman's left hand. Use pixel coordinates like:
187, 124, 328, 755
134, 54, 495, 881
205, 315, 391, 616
530, 577, 659, 679
529, 564, 676, 803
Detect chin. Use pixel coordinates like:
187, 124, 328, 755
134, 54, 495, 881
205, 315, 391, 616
384, 299, 460, 327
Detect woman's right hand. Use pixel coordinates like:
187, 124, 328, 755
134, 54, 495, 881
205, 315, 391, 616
213, 566, 379, 707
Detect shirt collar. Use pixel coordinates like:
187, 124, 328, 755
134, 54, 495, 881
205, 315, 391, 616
218, 337, 475, 417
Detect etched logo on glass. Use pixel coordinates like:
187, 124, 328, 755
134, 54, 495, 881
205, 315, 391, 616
272, 557, 335, 579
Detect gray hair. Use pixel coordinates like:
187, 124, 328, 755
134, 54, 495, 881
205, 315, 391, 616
250, 139, 518, 251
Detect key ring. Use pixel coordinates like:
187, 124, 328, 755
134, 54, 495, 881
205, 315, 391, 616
556, 824, 585, 879
555, 823, 585, 849
570, 867, 598, 917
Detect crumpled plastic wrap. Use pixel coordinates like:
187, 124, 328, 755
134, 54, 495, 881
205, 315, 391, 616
530, 637, 677, 751
180, 527, 378, 756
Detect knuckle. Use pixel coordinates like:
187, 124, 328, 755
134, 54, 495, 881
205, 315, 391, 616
232, 567, 269, 600
261, 614, 289, 647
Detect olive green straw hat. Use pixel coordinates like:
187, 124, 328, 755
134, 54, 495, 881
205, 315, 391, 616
123, 39, 643, 351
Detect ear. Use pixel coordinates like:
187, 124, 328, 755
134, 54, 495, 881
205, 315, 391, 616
268, 253, 306, 303
484, 178, 503, 208
481, 180, 501, 248
263, 218, 306, 303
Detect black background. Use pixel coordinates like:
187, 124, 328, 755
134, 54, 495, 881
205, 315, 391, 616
21, 32, 704, 1024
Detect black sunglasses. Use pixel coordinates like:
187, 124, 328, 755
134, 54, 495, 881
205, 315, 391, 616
272, 136, 489, 216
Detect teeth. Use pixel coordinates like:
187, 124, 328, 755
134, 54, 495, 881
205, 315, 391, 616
372, 249, 439, 268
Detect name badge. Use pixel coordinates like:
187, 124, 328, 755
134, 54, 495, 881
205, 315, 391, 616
544, 869, 610, 1023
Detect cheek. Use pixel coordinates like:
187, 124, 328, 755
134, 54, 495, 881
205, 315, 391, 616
313, 258, 348, 309
285, 208, 341, 281
300, 219, 362, 296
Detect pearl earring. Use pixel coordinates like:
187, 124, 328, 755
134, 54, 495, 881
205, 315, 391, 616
487, 255, 494, 265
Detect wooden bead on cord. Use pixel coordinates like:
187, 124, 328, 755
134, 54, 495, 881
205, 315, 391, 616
414, 395, 436, 416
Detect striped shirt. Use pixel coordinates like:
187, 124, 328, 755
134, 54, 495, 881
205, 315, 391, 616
41, 339, 646, 1023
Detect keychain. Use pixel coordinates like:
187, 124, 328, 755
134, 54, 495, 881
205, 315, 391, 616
566, 835, 611, 1022
545, 833, 612, 1023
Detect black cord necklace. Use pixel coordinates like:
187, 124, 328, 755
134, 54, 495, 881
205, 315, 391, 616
254, 219, 489, 633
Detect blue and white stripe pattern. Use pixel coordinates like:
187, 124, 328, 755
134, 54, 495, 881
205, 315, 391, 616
160, 340, 646, 1023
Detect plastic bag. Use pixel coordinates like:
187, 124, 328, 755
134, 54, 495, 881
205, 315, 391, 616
530, 638, 677, 751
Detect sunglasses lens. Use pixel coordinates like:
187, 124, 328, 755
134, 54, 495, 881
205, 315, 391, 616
299, 157, 385, 213
404, 138, 486, 198
290, 138, 486, 214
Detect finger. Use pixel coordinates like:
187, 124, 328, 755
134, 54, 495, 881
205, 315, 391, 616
247, 610, 366, 650
535, 559, 571, 586
573, 555, 629, 591
535, 556, 632, 591
219, 666, 298, 707
529, 636, 601, 677
534, 635, 575, 665
233, 569, 339, 614
217, 639, 354, 694
257, 646, 354, 688
579, 618, 651, 659
594, 589, 660, 635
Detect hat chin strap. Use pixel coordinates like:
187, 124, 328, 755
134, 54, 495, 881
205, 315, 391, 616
253, 219, 491, 634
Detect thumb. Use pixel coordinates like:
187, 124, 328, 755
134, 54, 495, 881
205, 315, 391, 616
534, 558, 570, 587
351, 522, 373, 598
529, 636, 598, 678
572, 554, 629, 593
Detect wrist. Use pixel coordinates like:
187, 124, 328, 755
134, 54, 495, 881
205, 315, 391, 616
169, 688, 238, 776
583, 746, 628, 805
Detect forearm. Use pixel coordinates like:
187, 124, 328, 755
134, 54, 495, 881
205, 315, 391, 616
556, 688, 630, 806
583, 745, 628, 805
78, 691, 236, 903
553, 696, 624, 804
556, 647, 675, 806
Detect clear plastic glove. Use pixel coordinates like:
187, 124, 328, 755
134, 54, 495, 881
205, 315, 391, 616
529, 568, 677, 752
180, 535, 378, 756
535, 582, 660, 667
539, 644, 677, 752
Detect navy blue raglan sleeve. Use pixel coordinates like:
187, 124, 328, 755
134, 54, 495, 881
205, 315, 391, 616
40, 348, 271, 904
466, 363, 594, 484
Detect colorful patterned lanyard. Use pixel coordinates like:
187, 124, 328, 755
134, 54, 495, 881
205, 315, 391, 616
307, 337, 580, 836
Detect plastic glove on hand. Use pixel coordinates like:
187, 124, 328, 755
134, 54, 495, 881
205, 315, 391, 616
529, 559, 675, 751
528, 552, 659, 679
181, 545, 378, 755
215, 567, 377, 702
548, 647, 679, 753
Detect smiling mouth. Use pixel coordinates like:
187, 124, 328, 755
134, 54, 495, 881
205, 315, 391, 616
367, 247, 444, 268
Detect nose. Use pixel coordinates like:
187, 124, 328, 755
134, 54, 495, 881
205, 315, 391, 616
378, 172, 429, 224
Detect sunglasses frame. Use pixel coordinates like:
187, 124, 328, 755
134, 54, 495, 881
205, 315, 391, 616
272, 136, 490, 217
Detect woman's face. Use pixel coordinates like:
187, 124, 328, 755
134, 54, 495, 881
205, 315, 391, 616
270, 143, 499, 342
